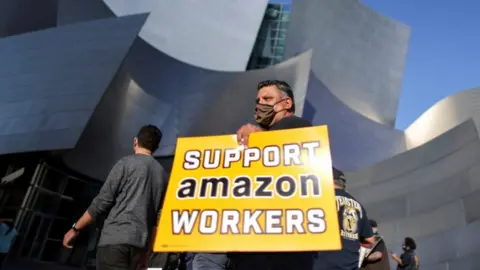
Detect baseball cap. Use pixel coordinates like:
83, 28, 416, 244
333, 167, 346, 184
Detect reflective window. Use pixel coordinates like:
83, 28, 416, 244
247, 3, 292, 70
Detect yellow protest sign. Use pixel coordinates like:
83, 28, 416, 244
154, 126, 341, 252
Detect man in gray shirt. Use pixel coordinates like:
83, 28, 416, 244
63, 125, 168, 270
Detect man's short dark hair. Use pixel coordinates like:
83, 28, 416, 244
137, 125, 162, 153
404, 237, 417, 250
257, 80, 295, 113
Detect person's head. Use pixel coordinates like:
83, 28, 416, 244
133, 125, 162, 155
255, 80, 295, 129
403, 237, 416, 251
333, 167, 346, 189
370, 219, 378, 234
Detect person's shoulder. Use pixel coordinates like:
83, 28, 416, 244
335, 188, 350, 197
117, 154, 136, 164
342, 190, 360, 202
132, 155, 167, 175
109, 155, 131, 171
284, 115, 312, 127
292, 115, 312, 126
151, 159, 167, 174
272, 115, 312, 130
336, 190, 366, 208
121, 154, 156, 164
114, 155, 152, 172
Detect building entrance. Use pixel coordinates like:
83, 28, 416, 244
0, 156, 101, 269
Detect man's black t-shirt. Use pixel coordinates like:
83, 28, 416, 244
268, 115, 312, 131
231, 115, 313, 270
315, 189, 374, 270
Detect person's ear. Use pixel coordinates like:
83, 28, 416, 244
133, 137, 138, 147
285, 97, 293, 110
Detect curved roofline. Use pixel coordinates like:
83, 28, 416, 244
406, 87, 480, 130
405, 87, 480, 149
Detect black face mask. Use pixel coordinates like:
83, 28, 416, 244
254, 99, 286, 129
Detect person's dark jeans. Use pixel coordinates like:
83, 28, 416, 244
148, 252, 181, 270
193, 253, 228, 270
230, 252, 316, 270
184, 253, 196, 270
96, 244, 146, 270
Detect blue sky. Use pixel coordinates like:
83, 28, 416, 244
271, 0, 480, 129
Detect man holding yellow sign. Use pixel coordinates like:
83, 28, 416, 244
154, 80, 341, 270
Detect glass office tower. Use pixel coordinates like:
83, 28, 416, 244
247, 3, 291, 69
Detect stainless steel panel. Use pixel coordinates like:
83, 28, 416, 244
102, 0, 269, 71
285, 0, 410, 126
0, 14, 147, 154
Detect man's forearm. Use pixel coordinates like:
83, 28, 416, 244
367, 251, 382, 262
75, 211, 94, 230
392, 255, 402, 265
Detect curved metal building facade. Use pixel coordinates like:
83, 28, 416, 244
0, 14, 146, 155
102, 0, 269, 71
0, 0, 479, 269
285, 0, 410, 127
63, 40, 312, 180
348, 118, 480, 270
